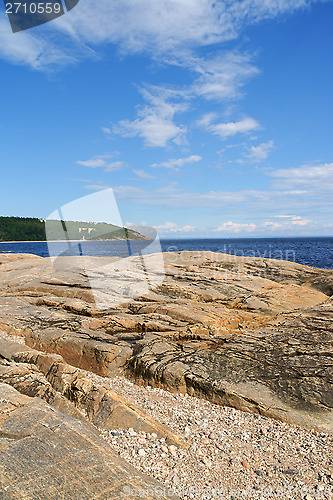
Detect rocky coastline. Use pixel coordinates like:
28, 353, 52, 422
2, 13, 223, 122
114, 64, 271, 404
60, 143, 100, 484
0, 251, 332, 498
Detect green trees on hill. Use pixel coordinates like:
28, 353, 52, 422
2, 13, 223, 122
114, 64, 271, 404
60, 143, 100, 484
0, 217, 46, 241
0, 217, 146, 242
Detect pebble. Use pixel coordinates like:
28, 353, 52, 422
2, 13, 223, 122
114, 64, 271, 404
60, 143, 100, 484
283, 468, 299, 475
2, 331, 332, 500
80, 369, 333, 500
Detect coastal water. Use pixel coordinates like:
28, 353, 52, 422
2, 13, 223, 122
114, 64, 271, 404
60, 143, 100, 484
0, 237, 332, 269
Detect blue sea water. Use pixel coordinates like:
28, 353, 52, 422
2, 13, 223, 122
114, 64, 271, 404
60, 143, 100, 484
0, 237, 332, 270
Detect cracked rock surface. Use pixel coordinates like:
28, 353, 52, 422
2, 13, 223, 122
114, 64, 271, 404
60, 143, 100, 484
0, 251, 332, 433
0, 382, 176, 499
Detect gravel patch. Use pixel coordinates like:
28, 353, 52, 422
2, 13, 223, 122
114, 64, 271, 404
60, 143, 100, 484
86, 372, 333, 500
1, 331, 331, 499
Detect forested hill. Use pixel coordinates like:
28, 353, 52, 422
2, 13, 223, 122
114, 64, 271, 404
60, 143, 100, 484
0, 217, 148, 242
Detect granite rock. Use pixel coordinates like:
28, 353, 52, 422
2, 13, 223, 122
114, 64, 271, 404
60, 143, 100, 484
0, 251, 332, 433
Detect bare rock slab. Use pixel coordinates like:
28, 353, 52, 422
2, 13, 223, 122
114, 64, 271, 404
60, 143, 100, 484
0, 251, 332, 433
0, 383, 178, 499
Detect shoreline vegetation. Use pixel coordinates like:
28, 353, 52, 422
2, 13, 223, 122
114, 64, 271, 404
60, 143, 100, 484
0, 216, 149, 242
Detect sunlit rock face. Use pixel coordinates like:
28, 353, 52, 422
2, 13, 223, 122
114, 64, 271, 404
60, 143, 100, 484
0, 251, 332, 433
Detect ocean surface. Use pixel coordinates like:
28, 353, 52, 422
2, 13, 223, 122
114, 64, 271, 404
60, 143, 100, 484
0, 237, 332, 269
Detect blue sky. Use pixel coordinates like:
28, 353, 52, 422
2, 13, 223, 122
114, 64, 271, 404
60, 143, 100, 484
0, 0, 333, 238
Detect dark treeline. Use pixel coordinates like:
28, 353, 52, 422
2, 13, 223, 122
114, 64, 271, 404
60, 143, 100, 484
0, 217, 46, 241
0, 217, 147, 242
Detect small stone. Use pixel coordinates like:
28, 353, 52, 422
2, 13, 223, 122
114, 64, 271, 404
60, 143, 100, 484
283, 469, 299, 475
150, 433, 157, 440
172, 475, 180, 485
209, 432, 217, 440
241, 460, 250, 468
254, 470, 263, 477
161, 446, 169, 454
138, 449, 146, 457
110, 431, 120, 437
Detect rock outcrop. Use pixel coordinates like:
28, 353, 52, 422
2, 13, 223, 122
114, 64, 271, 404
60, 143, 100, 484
0, 338, 187, 447
0, 382, 178, 499
0, 251, 332, 433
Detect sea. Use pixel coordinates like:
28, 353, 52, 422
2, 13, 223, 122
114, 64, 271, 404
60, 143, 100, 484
0, 237, 332, 270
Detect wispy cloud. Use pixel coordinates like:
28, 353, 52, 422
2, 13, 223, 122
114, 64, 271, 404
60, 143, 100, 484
214, 221, 257, 233
114, 114, 186, 147
245, 139, 275, 162
113, 184, 250, 208
101, 127, 112, 134
133, 169, 155, 179
199, 114, 260, 139
152, 155, 202, 170
270, 162, 333, 190
264, 215, 312, 231
0, 0, 327, 70
113, 86, 187, 147
0, 17, 76, 69
56, 0, 324, 61
190, 52, 259, 101
153, 221, 200, 233
76, 154, 126, 171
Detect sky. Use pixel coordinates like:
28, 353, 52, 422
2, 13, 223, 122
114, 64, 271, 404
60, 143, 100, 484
0, 0, 333, 238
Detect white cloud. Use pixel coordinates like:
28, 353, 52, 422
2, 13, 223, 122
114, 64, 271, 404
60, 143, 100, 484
154, 221, 178, 230
113, 86, 187, 147
114, 114, 185, 147
152, 155, 202, 170
133, 169, 155, 179
274, 214, 299, 218
245, 139, 275, 162
113, 184, 271, 209
0, 17, 75, 69
200, 115, 260, 139
104, 161, 126, 172
55, 0, 323, 60
197, 113, 218, 128
264, 216, 312, 231
270, 162, 333, 190
214, 221, 257, 233
83, 183, 110, 191
1, 1, 325, 70
77, 155, 125, 171
153, 221, 199, 233
190, 52, 259, 101
102, 127, 112, 134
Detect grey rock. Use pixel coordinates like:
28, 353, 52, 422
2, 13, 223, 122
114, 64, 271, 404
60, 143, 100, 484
0, 382, 178, 499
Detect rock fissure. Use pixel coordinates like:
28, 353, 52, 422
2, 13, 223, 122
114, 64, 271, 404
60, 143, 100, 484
0, 251, 332, 432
